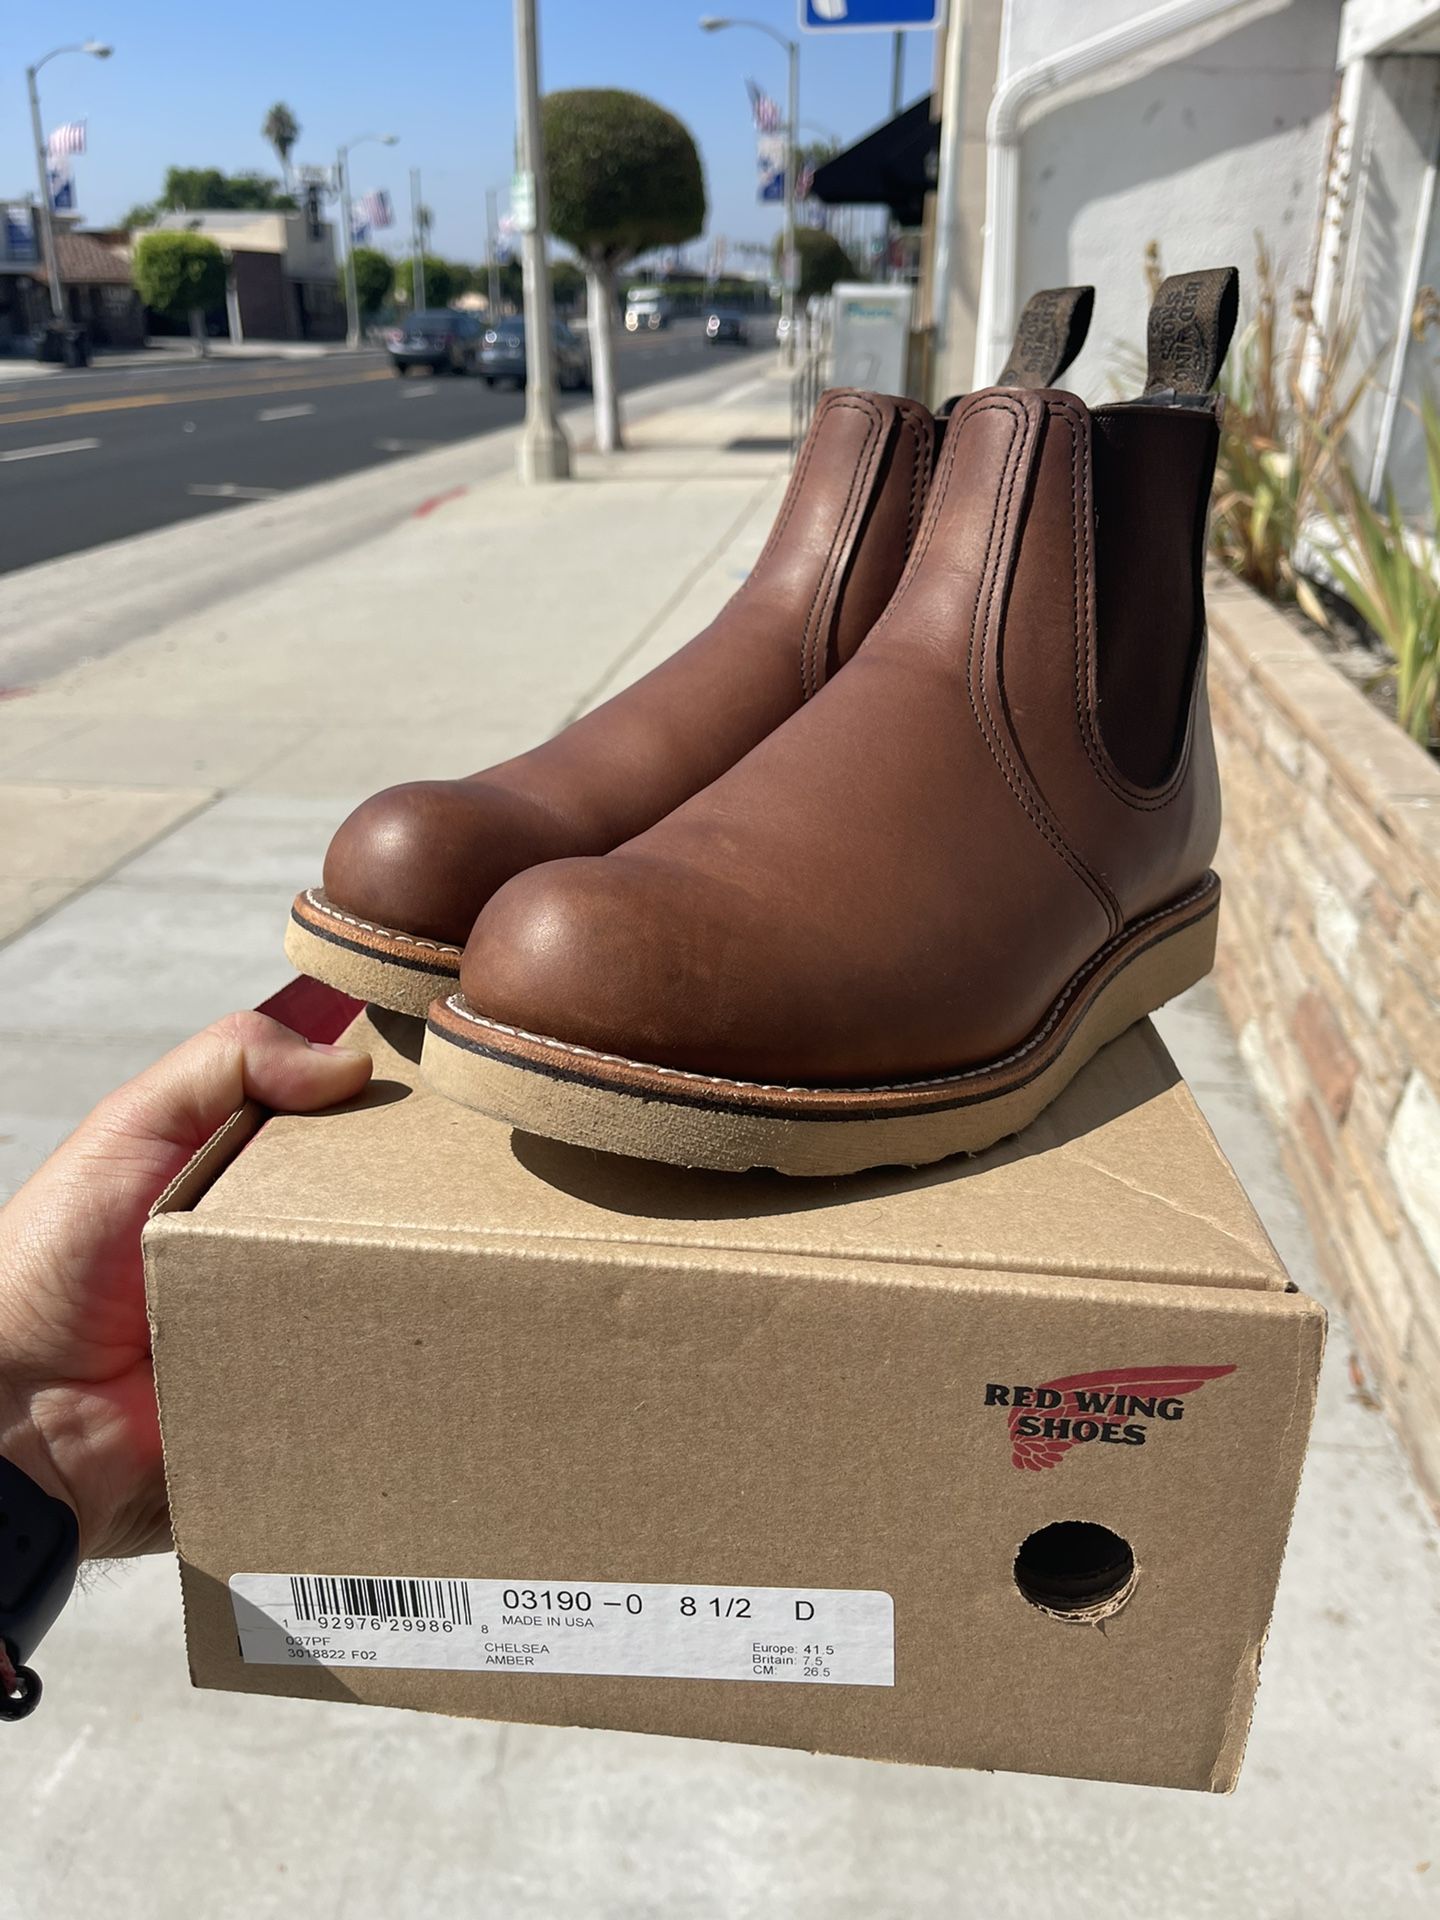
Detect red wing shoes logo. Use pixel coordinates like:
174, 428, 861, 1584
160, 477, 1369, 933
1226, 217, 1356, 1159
985, 1365, 1237, 1471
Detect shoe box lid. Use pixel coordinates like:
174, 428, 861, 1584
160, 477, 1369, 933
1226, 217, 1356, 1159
186, 1006, 1286, 1293
144, 1009, 1322, 1791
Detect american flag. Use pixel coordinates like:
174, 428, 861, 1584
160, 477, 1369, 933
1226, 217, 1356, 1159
746, 80, 781, 133
357, 189, 394, 231
47, 121, 86, 159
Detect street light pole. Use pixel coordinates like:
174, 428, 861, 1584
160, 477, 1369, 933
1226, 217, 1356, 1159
513, 0, 570, 483
337, 131, 398, 350
25, 41, 112, 329
409, 166, 426, 312
698, 18, 800, 367
338, 146, 357, 347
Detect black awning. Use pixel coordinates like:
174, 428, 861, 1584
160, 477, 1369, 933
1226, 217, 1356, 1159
810, 96, 938, 229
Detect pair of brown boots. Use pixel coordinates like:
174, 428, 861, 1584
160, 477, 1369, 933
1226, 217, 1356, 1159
288, 268, 1238, 1177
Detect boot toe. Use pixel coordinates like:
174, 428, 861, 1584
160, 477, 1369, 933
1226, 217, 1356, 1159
322, 780, 540, 946
459, 857, 739, 1071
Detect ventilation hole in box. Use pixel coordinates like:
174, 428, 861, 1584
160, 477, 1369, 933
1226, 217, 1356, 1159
1014, 1521, 1136, 1621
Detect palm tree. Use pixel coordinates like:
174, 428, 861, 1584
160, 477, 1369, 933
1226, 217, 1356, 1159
262, 102, 301, 192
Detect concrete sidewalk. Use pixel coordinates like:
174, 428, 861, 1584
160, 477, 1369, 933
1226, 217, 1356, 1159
1, 367, 1437, 1919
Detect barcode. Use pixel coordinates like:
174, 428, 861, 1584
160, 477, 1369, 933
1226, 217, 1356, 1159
288, 1575, 473, 1625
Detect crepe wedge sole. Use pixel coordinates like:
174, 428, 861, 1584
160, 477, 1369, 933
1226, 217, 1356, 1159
285, 888, 461, 1020
421, 874, 1221, 1176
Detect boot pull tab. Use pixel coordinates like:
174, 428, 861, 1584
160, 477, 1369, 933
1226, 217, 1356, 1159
995, 285, 1095, 389
1143, 266, 1240, 399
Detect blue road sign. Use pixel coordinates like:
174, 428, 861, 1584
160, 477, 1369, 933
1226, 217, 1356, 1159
800, 0, 945, 31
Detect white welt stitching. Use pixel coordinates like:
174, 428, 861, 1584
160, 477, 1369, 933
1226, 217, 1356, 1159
303, 889, 463, 959
439, 878, 1216, 1097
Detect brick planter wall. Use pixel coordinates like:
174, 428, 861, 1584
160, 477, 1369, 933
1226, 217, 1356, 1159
1205, 570, 1440, 1501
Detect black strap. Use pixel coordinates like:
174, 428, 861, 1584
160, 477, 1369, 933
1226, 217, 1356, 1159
0, 1454, 79, 1719
1144, 266, 1240, 396
0, 1658, 41, 1721
996, 285, 1096, 389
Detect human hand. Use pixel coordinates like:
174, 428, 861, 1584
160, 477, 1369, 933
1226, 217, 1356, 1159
0, 1013, 370, 1562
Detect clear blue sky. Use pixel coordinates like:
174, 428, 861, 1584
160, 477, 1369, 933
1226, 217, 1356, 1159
5, 2, 935, 262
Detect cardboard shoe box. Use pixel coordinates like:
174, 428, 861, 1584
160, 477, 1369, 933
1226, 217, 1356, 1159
145, 1007, 1323, 1793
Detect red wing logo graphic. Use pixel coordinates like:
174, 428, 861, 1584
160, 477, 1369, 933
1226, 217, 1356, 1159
1009, 1364, 1237, 1471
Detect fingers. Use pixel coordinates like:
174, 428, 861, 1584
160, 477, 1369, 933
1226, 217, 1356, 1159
89, 1010, 373, 1162
232, 1009, 374, 1118
0, 1012, 373, 1375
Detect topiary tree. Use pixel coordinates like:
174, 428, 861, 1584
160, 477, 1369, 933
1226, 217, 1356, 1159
348, 246, 394, 317
395, 255, 458, 308
542, 89, 705, 451
775, 226, 856, 302
133, 231, 228, 355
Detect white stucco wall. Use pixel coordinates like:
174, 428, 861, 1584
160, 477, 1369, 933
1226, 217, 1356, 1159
995, 0, 1345, 402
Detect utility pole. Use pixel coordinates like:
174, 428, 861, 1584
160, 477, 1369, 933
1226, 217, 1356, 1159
409, 166, 427, 312
485, 186, 501, 312
512, 0, 570, 482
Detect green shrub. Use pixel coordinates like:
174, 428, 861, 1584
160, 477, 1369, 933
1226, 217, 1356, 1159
777, 226, 856, 300
132, 231, 227, 320
1322, 397, 1440, 746
395, 255, 458, 307
348, 246, 394, 315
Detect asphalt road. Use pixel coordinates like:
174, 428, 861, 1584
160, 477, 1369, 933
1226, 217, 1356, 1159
0, 322, 736, 576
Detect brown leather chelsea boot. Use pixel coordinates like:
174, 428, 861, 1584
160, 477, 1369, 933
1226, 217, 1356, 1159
287, 386, 934, 1013
422, 269, 1238, 1176
285, 288, 1095, 1016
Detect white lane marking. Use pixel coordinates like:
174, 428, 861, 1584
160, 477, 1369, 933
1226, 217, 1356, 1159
400, 385, 438, 399
0, 436, 101, 462
257, 403, 315, 422
374, 437, 436, 452
187, 482, 282, 500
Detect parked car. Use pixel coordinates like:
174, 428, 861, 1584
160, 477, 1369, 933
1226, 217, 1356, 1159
705, 309, 750, 347
624, 288, 671, 332
479, 317, 591, 390
385, 310, 483, 376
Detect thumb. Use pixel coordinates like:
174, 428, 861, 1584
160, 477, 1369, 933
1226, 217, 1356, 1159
86, 1010, 373, 1169
0, 1012, 372, 1377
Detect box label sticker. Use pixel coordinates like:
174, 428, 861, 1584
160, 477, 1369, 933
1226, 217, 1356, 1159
229, 1574, 895, 1686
